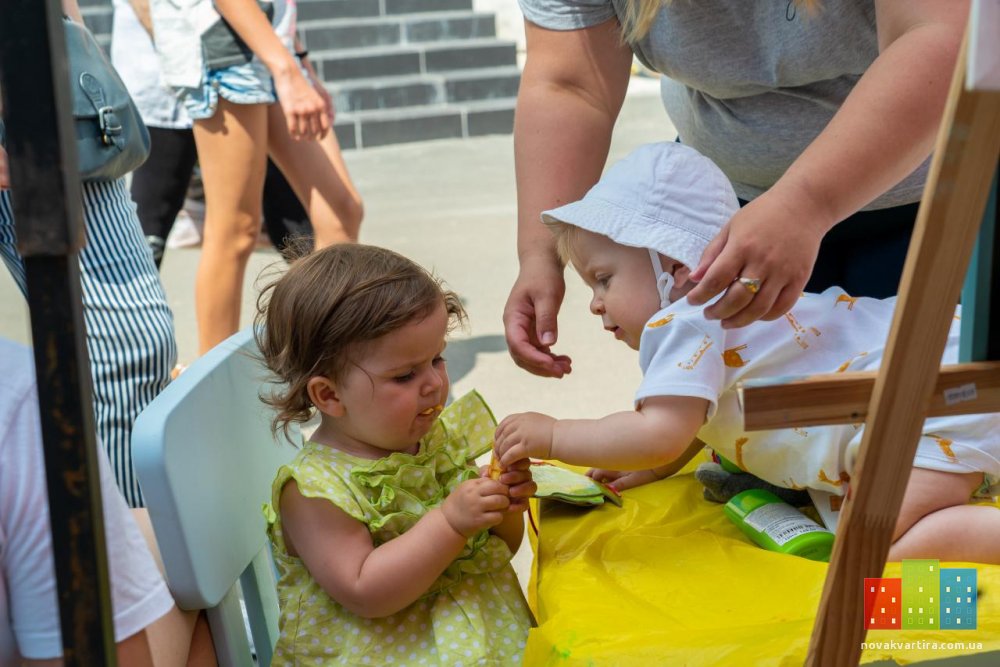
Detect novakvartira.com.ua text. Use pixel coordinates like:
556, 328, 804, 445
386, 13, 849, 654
862, 641, 984, 651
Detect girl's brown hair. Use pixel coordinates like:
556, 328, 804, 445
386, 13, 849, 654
254, 244, 466, 440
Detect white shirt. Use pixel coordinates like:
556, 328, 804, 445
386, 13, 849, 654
0, 339, 173, 663
636, 289, 1000, 495
111, 0, 191, 130
149, 0, 279, 89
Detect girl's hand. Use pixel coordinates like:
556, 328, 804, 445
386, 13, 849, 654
685, 189, 826, 328
441, 478, 509, 538
493, 459, 536, 513
273, 66, 330, 142
494, 412, 555, 467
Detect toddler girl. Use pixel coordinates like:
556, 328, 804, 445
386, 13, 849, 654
256, 244, 534, 665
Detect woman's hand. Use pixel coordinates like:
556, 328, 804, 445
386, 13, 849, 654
440, 478, 509, 538
212, 0, 328, 141
494, 412, 556, 467
272, 65, 330, 142
300, 57, 335, 125
685, 188, 827, 328
502, 256, 572, 378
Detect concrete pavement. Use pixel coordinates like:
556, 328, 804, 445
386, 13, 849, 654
1, 80, 674, 420
0, 79, 675, 588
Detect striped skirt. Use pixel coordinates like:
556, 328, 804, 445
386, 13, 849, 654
0, 178, 176, 507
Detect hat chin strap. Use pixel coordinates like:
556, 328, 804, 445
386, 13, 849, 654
648, 248, 674, 309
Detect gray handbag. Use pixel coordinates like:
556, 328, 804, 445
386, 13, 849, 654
65, 16, 150, 181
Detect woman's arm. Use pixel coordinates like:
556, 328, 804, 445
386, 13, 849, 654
495, 395, 708, 471
127, 0, 155, 38
687, 0, 970, 327
62, 0, 84, 22
1, 146, 9, 190
504, 18, 632, 378
212, 0, 329, 140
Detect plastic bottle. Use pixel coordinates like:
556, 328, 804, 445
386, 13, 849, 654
724, 488, 834, 561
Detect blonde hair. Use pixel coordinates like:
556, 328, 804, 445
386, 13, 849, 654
547, 221, 584, 268
254, 244, 466, 440
618, 0, 820, 44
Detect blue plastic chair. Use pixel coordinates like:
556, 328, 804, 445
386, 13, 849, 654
133, 329, 298, 666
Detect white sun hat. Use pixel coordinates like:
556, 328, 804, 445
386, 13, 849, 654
541, 142, 739, 306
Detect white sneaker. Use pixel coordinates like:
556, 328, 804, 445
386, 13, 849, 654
166, 209, 204, 249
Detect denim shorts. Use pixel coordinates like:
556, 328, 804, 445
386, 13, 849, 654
181, 58, 276, 120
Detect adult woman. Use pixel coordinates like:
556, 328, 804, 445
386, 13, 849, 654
504, 0, 967, 378
150, 0, 363, 354
112, 0, 332, 270
1, 0, 176, 508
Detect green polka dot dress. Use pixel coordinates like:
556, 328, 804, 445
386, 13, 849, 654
266, 391, 531, 666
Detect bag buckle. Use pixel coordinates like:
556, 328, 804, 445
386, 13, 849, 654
79, 73, 122, 147
97, 106, 122, 146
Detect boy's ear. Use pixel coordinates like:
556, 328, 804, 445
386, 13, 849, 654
307, 376, 346, 417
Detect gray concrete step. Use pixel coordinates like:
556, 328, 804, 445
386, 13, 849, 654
329, 66, 520, 113
298, 12, 497, 50
297, 0, 473, 22
312, 38, 517, 82
333, 97, 514, 149
79, 0, 519, 148
80, 2, 112, 49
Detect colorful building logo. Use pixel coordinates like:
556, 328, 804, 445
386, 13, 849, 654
864, 560, 977, 630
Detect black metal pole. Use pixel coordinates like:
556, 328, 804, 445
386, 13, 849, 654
0, 1, 116, 664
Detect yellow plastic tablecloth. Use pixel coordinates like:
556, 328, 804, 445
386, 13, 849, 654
525, 467, 1000, 666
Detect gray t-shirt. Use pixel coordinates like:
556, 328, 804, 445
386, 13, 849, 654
518, 0, 928, 209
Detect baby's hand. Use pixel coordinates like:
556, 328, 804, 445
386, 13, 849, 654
588, 467, 664, 492
485, 458, 536, 513
494, 412, 555, 467
587, 468, 628, 485
441, 478, 509, 537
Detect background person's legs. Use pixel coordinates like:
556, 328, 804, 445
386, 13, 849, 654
266, 103, 363, 248
130, 127, 199, 268
192, 98, 268, 355
262, 158, 312, 254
